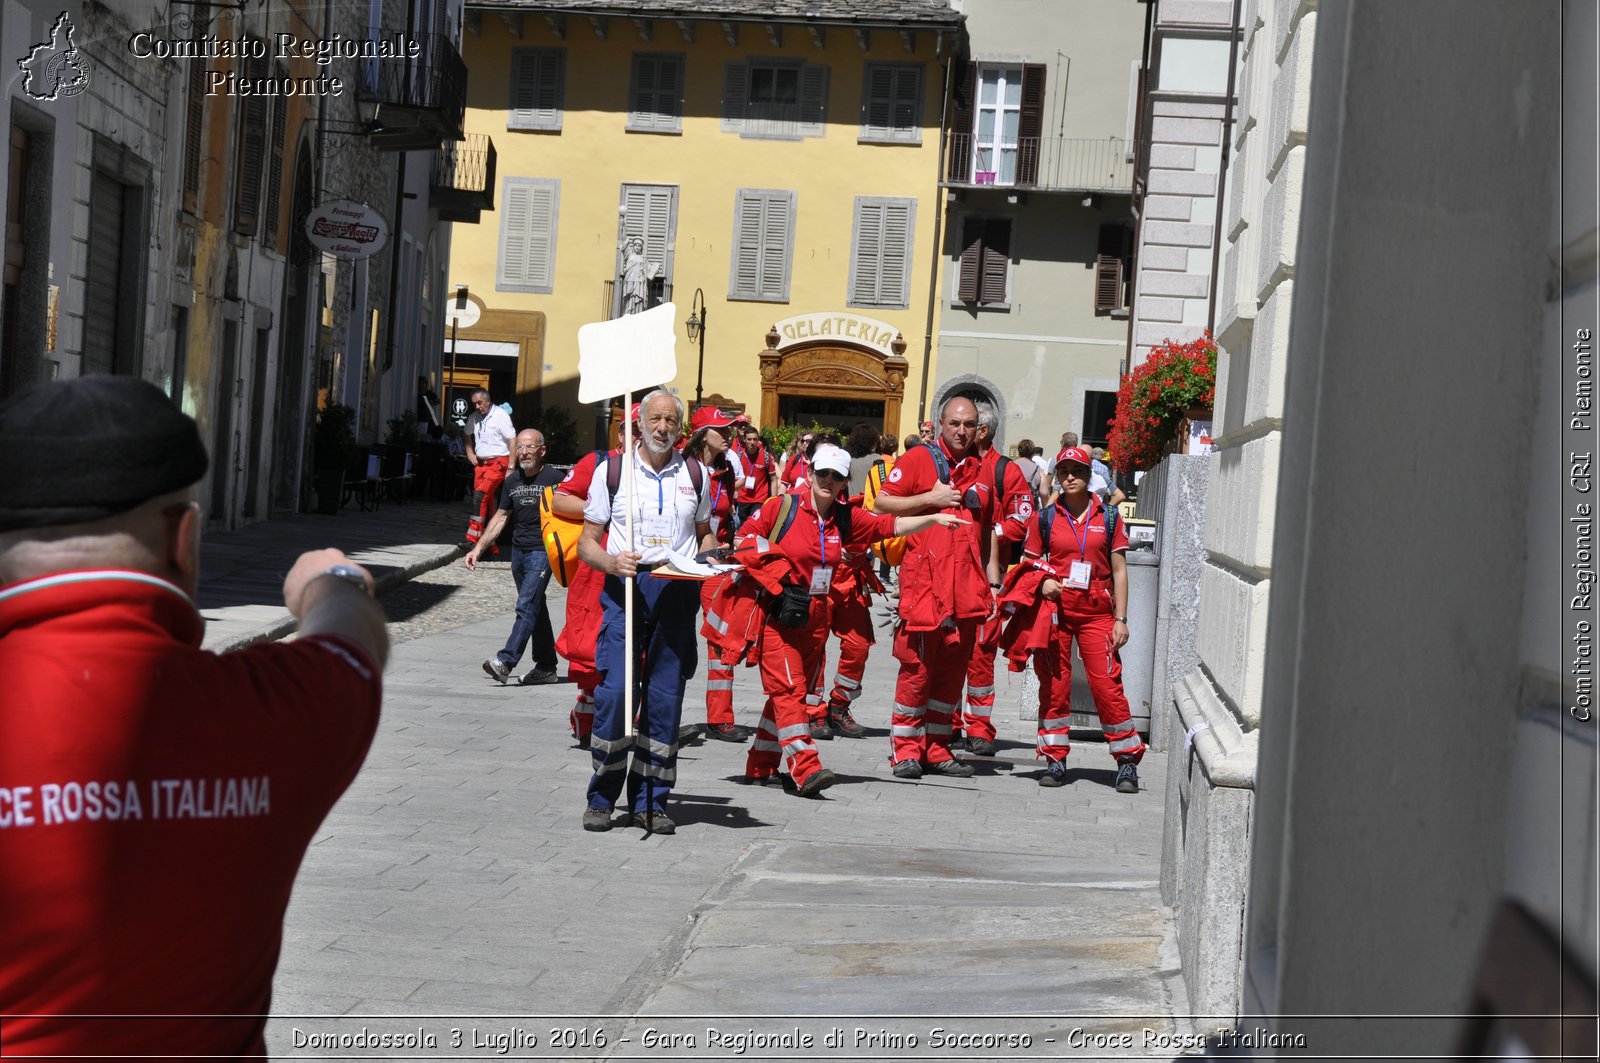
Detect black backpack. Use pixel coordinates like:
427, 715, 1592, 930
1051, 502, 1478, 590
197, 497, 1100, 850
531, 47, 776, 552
1038, 501, 1118, 567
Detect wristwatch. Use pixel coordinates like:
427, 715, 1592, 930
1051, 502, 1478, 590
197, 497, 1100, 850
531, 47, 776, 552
319, 564, 373, 596
1115, 615, 1128, 623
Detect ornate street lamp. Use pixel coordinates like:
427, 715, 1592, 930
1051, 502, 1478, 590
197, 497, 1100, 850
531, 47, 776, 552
684, 288, 707, 408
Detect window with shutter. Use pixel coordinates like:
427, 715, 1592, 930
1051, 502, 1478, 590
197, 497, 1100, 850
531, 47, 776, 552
956, 216, 1012, 307
261, 63, 287, 249
728, 189, 796, 303
1017, 64, 1046, 185
1095, 223, 1130, 311
497, 177, 560, 293
509, 48, 565, 131
724, 59, 828, 140
232, 48, 269, 237
860, 62, 923, 143
628, 53, 685, 133
848, 196, 915, 310
616, 183, 677, 314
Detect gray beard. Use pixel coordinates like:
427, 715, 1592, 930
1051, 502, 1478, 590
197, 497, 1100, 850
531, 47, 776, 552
644, 435, 673, 456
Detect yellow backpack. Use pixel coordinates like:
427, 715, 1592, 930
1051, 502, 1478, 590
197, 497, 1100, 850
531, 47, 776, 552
541, 484, 587, 587
864, 457, 908, 566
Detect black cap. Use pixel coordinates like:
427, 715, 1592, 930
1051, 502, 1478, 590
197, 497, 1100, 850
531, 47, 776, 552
0, 375, 209, 531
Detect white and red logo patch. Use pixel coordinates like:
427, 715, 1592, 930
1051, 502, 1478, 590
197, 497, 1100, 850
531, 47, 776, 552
888, 468, 903, 483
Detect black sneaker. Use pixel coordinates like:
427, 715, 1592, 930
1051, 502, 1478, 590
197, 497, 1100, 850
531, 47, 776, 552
891, 759, 923, 780
703, 722, 749, 743
518, 667, 558, 686
927, 759, 975, 779
1039, 760, 1069, 787
482, 658, 511, 685
1115, 761, 1139, 794
632, 810, 676, 835
809, 719, 833, 741
795, 768, 839, 798
826, 706, 868, 738
965, 737, 996, 757
948, 732, 966, 751
582, 806, 613, 831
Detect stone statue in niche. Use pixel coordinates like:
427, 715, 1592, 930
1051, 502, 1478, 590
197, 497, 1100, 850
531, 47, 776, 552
618, 236, 661, 316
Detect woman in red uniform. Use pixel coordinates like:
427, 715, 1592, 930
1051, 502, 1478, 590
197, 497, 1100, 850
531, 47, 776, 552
1015, 446, 1146, 792
688, 407, 751, 742
736, 444, 968, 795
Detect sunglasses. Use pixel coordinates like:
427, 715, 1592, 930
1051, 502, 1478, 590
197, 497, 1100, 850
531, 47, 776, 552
813, 468, 848, 483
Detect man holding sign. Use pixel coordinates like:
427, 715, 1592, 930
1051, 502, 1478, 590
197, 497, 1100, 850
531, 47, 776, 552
576, 389, 716, 835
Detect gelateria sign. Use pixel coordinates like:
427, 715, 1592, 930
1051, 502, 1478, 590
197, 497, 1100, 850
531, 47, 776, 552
304, 199, 389, 259
773, 312, 899, 356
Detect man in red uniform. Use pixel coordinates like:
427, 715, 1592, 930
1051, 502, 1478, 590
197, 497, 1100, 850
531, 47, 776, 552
0, 376, 388, 1057
955, 401, 1037, 756
873, 397, 1002, 779
1020, 446, 1146, 791
464, 389, 517, 554
732, 420, 773, 524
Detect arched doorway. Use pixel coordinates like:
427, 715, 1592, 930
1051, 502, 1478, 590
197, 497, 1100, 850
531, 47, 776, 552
757, 319, 910, 433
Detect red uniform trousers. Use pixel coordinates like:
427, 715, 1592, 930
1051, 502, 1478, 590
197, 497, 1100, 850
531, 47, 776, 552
745, 599, 831, 787
466, 456, 510, 548
558, 554, 607, 743
889, 618, 979, 766
812, 573, 876, 723
955, 613, 1003, 743
701, 574, 736, 728
1033, 606, 1147, 764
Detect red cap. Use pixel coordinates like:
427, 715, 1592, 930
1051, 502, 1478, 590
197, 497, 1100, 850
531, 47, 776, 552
628, 402, 641, 422
690, 406, 735, 434
1055, 445, 1093, 469
732, 412, 752, 424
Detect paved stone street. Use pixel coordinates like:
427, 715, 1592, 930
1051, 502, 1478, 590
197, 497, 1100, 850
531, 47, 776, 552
254, 539, 1190, 1060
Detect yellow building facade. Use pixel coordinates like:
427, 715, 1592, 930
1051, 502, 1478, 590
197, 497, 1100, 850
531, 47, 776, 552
452, 0, 963, 443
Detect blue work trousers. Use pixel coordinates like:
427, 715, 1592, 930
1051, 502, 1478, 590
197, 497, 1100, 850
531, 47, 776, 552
496, 546, 557, 671
586, 573, 699, 813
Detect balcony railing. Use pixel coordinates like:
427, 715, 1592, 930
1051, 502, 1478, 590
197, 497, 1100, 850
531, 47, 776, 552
430, 134, 496, 223
361, 32, 467, 150
944, 133, 1134, 194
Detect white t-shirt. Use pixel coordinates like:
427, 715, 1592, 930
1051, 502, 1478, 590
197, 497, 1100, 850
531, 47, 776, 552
467, 405, 515, 459
584, 446, 712, 558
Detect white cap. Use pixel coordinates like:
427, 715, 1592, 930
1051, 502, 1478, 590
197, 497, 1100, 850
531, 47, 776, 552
811, 443, 851, 478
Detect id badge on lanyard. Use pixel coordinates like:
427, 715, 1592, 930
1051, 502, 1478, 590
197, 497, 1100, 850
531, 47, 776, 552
640, 471, 673, 548
809, 516, 832, 595
1061, 506, 1092, 589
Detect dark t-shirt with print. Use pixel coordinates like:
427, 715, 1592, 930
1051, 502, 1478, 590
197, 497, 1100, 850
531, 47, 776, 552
497, 465, 565, 550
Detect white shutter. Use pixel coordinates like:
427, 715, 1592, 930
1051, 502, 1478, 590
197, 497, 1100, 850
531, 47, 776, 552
798, 63, 828, 137
653, 55, 681, 131
850, 200, 883, 305
630, 54, 659, 130
721, 61, 747, 133
525, 185, 556, 289
729, 189, 795, 302
849, 197, 915, 308
892, 66, 921, 139
629, 54, 682, 132
863, 64, 894, 138
730, 190, 764, 299
499, 184, 530, 286
499, 178, 560, 293
760, 193, 792, 299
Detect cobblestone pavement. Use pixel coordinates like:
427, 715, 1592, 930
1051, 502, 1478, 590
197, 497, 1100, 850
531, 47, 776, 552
268, 574, 1191, 1058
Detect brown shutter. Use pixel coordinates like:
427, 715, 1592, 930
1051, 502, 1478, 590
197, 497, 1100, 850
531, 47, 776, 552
957, 216, 982, 302
1017, 63, 1046, 185
948, 61, 975, 181
980, 219, 1010, 304
232, 49, 268, 237
262, 66, 287, 247
182, 3, 209, 208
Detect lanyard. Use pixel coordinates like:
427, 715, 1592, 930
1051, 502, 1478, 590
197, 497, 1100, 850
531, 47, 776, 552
711, 480, 723, 514
1059, 501, 1090, 561
816, 507, 829, 567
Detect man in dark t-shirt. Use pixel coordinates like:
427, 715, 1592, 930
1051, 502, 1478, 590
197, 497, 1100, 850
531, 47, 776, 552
466, 428, 565, 685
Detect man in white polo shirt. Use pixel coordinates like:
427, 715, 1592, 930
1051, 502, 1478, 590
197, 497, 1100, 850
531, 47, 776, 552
464, 389, 516, 552
576, 389, 716, 836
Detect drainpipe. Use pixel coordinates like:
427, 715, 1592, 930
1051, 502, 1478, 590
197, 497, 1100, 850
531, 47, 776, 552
1204, 0, 1243, 335
917, 30, 955, 423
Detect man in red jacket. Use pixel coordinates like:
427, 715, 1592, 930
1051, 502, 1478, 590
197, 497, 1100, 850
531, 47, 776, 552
872, 397, 1002, 779
0, 376, 388, 1057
